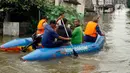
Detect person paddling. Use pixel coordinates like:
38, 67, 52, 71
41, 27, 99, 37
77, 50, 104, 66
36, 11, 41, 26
56, 13, 78, 57
22, 16, 47, 52
57, 18, 72, 45
84, 16, 104, 42
41, 20, 71, 48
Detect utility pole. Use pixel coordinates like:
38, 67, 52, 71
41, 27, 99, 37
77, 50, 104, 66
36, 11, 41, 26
112, 0, 115, 5
96, 0, 99, 14
96, 0, 99, 5
103, 0, 105, 13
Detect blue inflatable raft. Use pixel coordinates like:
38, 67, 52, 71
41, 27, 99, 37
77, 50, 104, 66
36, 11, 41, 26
0, 35, 105, 61
22, 35, 105, 61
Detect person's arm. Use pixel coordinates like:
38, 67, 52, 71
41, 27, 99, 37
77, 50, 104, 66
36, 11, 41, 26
43, 22, 47, 27
56, 14, 64, 22
82, 32, 85, 43
58, 36, 71, 41
96, 25, 104, 36
56, 16, 63, 23
52, 30, 71, 41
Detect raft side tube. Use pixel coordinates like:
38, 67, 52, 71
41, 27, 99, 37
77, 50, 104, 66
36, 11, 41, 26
0, 38, 33, 48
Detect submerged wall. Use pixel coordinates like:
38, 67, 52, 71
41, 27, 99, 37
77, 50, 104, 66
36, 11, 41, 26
3, 22, 19, 36
3, 22, 30, 36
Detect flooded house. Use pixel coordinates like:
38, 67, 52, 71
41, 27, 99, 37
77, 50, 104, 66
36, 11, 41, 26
92, 0, 115, 13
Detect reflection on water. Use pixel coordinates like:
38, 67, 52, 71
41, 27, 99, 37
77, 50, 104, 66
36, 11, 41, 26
99, 13, 113, 33
95, 8, 130, 73
0, 8, 130, 73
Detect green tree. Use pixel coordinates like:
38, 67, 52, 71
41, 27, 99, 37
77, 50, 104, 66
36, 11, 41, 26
127, 0, 130, 8
0, 0, 84, 32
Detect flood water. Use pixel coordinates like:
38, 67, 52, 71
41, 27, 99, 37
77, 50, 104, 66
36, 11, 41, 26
0, 7, 130, 73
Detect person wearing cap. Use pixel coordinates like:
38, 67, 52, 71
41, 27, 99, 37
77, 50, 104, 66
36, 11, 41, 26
84, 16, 104, 42
41, 20, 71, 48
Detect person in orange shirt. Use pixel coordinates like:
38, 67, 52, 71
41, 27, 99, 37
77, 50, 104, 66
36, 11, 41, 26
84, 16, 104, 42
36, 16, 48, 35
32, 16, 48, 49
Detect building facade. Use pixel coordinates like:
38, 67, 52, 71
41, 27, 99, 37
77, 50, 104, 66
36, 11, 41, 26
92, 0, 115, 13
92, 0, 114, 5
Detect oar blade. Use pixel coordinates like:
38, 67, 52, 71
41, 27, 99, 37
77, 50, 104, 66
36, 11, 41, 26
73, 49, 78, 57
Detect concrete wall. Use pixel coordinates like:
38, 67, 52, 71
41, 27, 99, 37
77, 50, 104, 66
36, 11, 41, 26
76, 0, 85, 14
85, 0, 94, 9
3, 22, 19, 36
3, 22, 30, 36
55, 0, 60, 6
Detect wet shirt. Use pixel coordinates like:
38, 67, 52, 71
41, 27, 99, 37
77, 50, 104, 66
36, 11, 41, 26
71, 26, 83, 44
41, 24, 59, 47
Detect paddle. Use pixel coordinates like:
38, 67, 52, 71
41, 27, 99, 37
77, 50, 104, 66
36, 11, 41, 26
61, 19, 78, 57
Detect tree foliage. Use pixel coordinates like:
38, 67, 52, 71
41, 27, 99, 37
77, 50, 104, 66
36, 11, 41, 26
127, 0, 130, 8
0, 0, 42, 12
0, 0, 84, 32
0, 0, 48, 21
43, 5, 84, 26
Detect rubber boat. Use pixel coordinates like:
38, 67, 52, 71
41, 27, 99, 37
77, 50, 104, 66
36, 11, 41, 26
0, 35, 105, 61
22, 35, 105, 61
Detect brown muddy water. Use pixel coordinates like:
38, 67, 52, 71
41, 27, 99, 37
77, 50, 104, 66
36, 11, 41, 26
0, 8, 130, 73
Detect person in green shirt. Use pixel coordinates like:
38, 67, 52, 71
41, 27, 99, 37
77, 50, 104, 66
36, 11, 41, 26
71, 19, 83, 44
